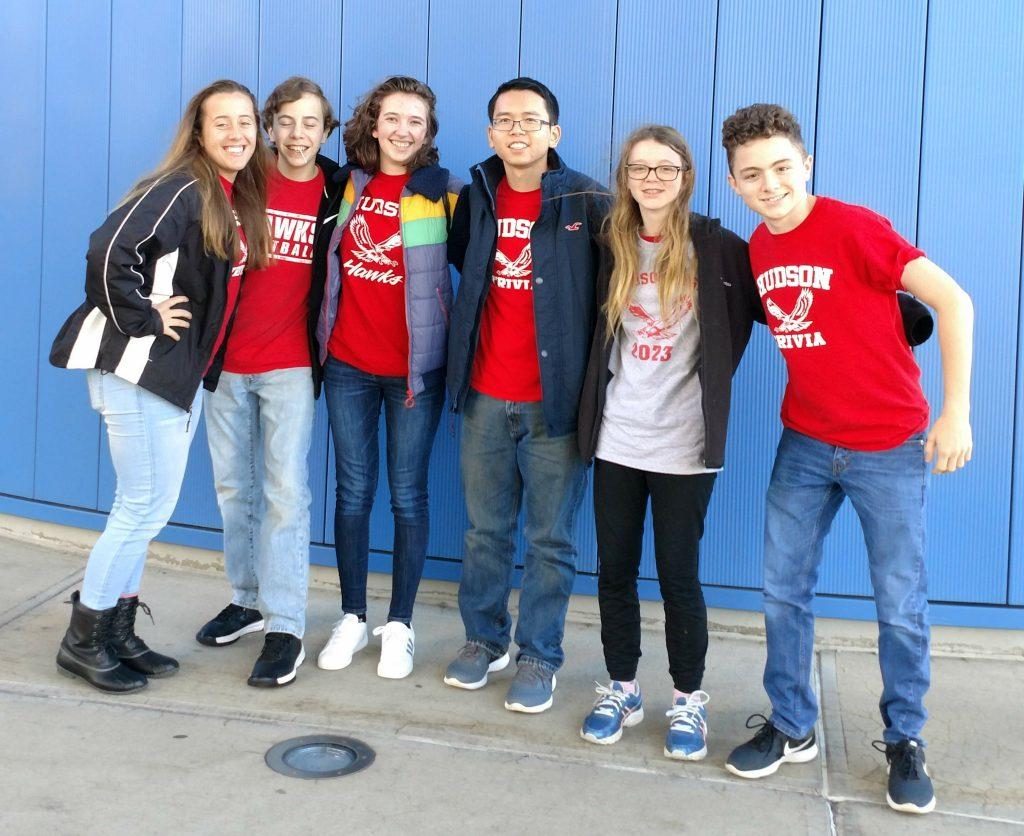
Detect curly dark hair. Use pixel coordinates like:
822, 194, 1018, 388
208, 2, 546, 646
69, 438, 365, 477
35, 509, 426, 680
721, 103, 806, 171
343, 76, 440, 174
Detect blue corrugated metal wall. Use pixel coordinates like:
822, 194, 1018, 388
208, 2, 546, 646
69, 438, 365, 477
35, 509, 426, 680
3, 0, 1023, 627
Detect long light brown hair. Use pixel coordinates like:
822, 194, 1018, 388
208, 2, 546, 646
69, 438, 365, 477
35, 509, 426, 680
604, 125, 698, 341
122, 80, 271, 270
343, 76, 440, 174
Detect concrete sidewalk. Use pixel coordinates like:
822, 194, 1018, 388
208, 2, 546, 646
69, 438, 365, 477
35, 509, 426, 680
1, 521, 1022, 835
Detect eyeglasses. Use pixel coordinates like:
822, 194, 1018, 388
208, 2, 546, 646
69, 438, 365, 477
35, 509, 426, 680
625, 164, 688, 182
490, 117, 551, 132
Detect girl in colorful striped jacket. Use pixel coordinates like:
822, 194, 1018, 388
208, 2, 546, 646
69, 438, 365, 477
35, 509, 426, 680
315, 76, 462, 680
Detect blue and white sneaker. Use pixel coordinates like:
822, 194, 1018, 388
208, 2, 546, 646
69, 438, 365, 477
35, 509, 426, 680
664, 690, 710, 760
580, 681, 644, 745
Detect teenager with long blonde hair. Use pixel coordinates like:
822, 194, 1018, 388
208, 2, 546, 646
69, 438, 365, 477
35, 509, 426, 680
50, 80, 270, 693
577, 124, 762, 756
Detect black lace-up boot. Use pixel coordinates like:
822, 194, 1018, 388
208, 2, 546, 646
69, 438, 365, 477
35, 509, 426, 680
56, 591, 147, 693
109, 596, 179, 677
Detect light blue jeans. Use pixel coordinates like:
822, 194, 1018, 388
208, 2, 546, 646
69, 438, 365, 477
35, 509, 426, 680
763, 428, 930, 744
458, 390, 588, 672
81, 370, 202, 610
205, 368, 314, 637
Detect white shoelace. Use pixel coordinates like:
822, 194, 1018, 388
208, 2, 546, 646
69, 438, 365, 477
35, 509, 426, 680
589, 681, 635, 717
665, 690, 710, 732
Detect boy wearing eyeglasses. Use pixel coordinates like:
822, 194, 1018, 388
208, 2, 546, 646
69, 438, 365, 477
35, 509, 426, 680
444, 77, 610, 713
720, 104, 973, 816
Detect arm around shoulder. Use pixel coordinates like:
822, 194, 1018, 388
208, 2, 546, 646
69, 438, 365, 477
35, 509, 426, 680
446, 183, 471, 273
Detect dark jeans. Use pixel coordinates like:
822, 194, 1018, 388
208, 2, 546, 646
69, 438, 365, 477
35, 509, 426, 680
323, 357, 445, 622
594, 458, 717, 693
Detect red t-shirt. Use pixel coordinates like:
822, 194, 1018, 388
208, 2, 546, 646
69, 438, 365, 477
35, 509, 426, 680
749, 196, 929, 451
222, 166, 323, 374
470, 179, 543, 401
206, 176, 247, 375
328, 172, 409, 376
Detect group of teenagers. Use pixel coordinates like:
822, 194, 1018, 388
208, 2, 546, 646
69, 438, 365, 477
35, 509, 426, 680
49, 72, 973, 815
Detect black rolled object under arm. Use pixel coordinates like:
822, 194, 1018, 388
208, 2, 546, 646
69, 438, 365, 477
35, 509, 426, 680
898, 291, 934, 347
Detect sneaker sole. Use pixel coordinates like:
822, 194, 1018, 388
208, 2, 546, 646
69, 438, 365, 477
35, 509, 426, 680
885, 761, 935, 814
664, 744, 708, 761
443, 652, 510, 690
377, 662, 413, 680
196, 619, 265, 647
725, 742, 819, 779
317, 634, 368, 670
580, 707, 645, 745
504, 675, 556, 714
248, 648, 305, 688
886, 793, 936, 815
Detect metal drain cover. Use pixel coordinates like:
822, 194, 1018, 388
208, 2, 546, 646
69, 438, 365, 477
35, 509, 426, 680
265, 735, 375, 779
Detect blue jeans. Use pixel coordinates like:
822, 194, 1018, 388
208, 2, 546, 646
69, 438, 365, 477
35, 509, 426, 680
205, 368, 314, 637
323, 357, 444, 622
458, 390, 587, 672
763, 428, 930, 744
81, 370, 202, 610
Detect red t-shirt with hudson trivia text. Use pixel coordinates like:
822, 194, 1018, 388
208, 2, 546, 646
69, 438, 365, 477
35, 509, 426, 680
470, 179, 543, 401
223, 166, 323, 373
206, 176, 247, 375
749, 196, 929, 451
328, 172, 409, 377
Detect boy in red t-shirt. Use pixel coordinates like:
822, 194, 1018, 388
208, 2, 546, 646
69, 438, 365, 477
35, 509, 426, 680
197, 77, 341, 689
720, 105, 973, 815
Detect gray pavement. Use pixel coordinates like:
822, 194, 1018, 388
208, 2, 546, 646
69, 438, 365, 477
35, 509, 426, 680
0, 525, 1022, 835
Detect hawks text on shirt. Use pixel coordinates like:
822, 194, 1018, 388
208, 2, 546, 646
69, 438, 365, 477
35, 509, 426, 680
223, 166, 323, 374
470, 178, 543, 402
328, 171, 410, 377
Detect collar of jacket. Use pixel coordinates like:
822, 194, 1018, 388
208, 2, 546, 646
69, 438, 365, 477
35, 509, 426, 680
314, 152, 341, 182
472, 149, 568, 207
344, 163, 452, 201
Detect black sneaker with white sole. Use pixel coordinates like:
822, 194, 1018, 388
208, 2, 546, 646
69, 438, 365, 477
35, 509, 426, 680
196, 604, 264, 647
876, 738, 935, 814
725, 714, 818, 779
248, 633, 304, 687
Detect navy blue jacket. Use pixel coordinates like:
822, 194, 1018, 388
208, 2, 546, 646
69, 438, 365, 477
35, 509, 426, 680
446, 151, 611, 437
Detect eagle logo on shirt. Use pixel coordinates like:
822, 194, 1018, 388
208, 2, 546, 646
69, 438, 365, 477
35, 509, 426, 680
628, 302, 680, 341
765, 288, 814, 333
349, 214, 402, 267
494, 243, 533, 279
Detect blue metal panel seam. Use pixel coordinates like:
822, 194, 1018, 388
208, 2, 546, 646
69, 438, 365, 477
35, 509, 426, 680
912, 0, 931, 243
605, 0, 620, 187
31, 0, 50, 500
702, 0, 722, 218
1010, 185, 1024, 603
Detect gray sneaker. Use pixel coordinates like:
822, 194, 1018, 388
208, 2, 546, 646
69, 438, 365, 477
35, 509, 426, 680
504, 663, 557, 713
443, 643, 510, 690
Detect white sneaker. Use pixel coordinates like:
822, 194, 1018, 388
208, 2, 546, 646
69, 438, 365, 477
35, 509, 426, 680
374, 621, 415, 679
316, 613, 367, 670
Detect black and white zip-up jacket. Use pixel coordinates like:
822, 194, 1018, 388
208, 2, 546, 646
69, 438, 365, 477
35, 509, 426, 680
50, 172, 232, 411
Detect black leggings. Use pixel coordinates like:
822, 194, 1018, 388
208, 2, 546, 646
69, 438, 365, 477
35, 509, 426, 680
593, 458, 716, 693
